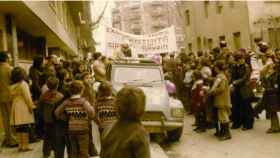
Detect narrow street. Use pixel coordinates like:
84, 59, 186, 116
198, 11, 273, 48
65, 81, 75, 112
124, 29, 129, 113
163, 113, 280, 158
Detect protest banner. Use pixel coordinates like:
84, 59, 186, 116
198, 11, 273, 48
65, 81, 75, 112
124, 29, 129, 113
105, 26, 178, 57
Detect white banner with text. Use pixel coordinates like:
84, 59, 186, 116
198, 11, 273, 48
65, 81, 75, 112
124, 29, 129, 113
105, 26, 178, 57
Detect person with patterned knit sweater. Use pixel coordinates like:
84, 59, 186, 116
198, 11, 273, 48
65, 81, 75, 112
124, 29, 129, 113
96, 81, 119, 135
55, 80, 95, 158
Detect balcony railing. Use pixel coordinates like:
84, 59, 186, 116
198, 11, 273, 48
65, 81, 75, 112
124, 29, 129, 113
128, 14, 141, 21
129, 3, 141, 10
150, 7, 164, 17
112, 8, 120, 14
150, 1, 163, 7
152, 20, 168, 29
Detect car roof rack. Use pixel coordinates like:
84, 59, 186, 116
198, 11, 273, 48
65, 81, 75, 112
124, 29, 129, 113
112, 57, 159, 65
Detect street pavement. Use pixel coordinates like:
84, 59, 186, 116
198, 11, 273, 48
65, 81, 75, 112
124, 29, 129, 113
2, 112, 280, 158
163, 112, 280, 158
0, 141, 168, 158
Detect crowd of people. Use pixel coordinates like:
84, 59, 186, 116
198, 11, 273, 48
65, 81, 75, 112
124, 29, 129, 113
162, 39, 280, 141
0, 48, 151, 158
1, 37, 280, 157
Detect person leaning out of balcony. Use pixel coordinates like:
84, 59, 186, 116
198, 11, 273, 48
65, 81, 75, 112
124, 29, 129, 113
100, 86, 151, 158
209, 60, 232, 141
10, 67, 36, 152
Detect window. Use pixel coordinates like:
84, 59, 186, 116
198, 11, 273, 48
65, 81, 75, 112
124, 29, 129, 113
216, 1, 223, 14
57, 1, 63, 24
114, 67, 162, 83
203, 37, 207, 49
185, 10, 190, 26
188, 43, 192, 52
49, 1, 57, 14
233, 32, 241, 49
219, 35, 226, 42
197, 37, 202, 50
204, 1, 209, 18
208, 38, 213, 50
229, 1, 234, 8
268, 28, 280, 48
0, 30, 3, 51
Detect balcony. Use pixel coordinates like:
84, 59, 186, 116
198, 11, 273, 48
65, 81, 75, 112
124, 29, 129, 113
113, 15, 121, 22
129, 3, 140, 10
130, 23, 142, 33
152, 20, 168, 29
150, 1, 163, 7
112, 8, 120, 14
150, 7, 164, 17
128, 14, 141, 21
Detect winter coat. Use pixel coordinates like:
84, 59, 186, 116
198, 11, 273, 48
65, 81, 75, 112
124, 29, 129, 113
261, 71, 280, 111
100, 120, 151, 158
38, 90, 64, 124
10, 81, 35, 126
29, 66, 43, 101
210, 73, 231, 110
0, 63, 12, 103
191, 80, 206, 113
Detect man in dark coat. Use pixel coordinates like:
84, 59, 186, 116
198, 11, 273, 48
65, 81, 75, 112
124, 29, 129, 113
101, 86, 150, 158
231, 53, 253, 130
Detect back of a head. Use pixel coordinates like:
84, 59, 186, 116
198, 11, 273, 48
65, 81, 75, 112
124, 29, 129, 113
70, 80, 85, 95
32, 55, 43, 68
93, 52, 102, 60
220, 41, 227, 48
47, 77, 59, 90
215, 60, 227, 71
11, 67, 26, 84
116, 86, 146, 121
98, 81, 112, 97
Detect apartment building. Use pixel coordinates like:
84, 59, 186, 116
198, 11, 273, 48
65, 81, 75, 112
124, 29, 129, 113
112, 1, 185, 50
0, 1, 94, 68
182, 1, 280, 53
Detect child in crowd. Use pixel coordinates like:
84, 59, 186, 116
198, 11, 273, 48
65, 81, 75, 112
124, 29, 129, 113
210, 60, 232, 141
10, 67, 35, 152
96, 81, 118, 135
55, 80, 96, 158
191, 70, 208, 133
81, 72, 98, 156
38, 77, 65, 158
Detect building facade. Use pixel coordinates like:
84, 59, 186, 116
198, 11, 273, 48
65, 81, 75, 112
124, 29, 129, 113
182, 1, 280, 53
112, 1, 185, 50
0, 1, 94, 69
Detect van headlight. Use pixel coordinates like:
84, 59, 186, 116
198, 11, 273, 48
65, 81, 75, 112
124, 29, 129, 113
171, 108, 184, 118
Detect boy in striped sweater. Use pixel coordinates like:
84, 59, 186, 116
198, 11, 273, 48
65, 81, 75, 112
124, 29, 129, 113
55, 80, 95, 158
